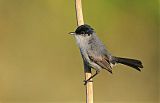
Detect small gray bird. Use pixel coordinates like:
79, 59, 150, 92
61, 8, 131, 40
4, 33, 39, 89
69, 24, 143, 85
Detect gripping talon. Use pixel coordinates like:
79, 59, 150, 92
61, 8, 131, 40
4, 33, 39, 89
83, 70, 100, 85
83, 80, 93, 85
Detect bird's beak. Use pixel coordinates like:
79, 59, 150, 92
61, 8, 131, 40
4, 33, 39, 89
68, 32, 76, 35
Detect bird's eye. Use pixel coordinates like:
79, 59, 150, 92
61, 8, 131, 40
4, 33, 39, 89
81, 31, 85, 34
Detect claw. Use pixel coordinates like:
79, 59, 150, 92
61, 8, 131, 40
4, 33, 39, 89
83, 80, 93, 85
83, 70, 100, 85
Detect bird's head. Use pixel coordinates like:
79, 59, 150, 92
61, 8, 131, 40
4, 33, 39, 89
69, 24, 94, 36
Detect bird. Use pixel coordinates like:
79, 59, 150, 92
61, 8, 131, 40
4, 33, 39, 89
69, 24, 143, 85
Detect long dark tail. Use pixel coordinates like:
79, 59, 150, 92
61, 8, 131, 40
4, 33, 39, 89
113, 56, 143, 71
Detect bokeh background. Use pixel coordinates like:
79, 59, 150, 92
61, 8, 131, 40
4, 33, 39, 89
0, 0, 159, 103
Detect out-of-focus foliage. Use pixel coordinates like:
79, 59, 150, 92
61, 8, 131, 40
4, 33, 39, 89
0, 0, 159, 103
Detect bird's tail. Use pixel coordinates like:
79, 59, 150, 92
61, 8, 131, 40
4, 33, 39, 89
113, 56, 143, 71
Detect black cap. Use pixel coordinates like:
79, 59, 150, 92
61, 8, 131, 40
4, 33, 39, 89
75, 24, 94, 35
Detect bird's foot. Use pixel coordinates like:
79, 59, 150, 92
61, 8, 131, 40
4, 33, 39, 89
83, 80, 93, 85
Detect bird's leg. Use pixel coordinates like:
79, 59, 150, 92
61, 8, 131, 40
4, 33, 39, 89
84, 70, 100, 85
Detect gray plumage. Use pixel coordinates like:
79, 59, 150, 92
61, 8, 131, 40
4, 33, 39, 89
75, 32, 113, 73
69, 24, 143, 84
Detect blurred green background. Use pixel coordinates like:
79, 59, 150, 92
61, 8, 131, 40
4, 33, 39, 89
0, 0, 159, 103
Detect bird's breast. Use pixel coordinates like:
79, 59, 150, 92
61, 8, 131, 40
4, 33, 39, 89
74, 35, 90, 49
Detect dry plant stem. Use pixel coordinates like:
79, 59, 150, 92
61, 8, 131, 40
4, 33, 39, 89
75, 0, 84, 26
75, 0, 93, 103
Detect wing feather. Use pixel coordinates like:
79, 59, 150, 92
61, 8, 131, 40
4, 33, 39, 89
87, 51, 112, 73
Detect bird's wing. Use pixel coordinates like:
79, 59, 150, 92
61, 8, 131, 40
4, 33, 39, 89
87, 50, 112, 73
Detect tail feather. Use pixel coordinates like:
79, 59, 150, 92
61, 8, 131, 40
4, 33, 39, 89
113, 56, 143, 71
